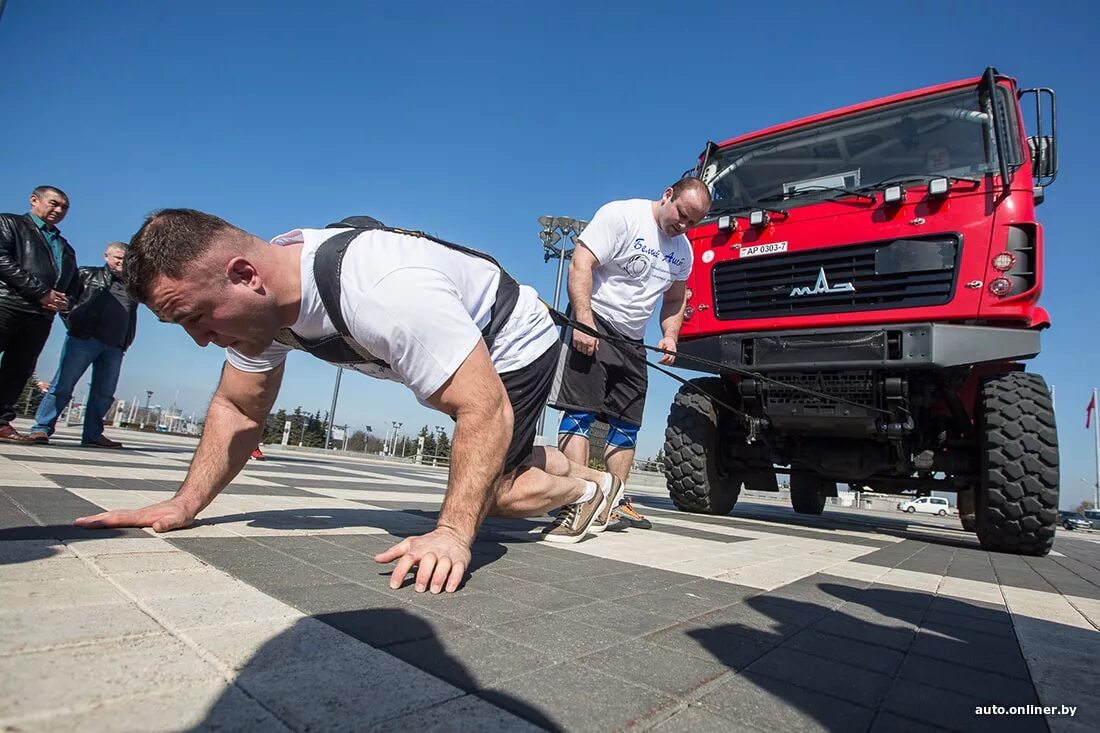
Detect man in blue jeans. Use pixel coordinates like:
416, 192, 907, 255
29, 242, 138, 448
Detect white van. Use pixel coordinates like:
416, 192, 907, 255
897, 496, 952, 516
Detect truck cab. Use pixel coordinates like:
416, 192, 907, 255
663, 68, 1060, 556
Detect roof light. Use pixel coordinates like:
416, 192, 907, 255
928, 177, 950, 196
883, 185, 905, 205
717, 215, 738, 232
749, 210, 769, 227
992, 252, 1016, 271
988, 278, 1012, 297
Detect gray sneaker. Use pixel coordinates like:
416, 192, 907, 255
541, 488, 607, 544
590, 474, 625, 533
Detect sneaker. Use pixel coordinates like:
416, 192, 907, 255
616, 497, 652, 529
604, 512, 631, 532
26, 431, 50, 444
541, 488, 607, 544
590, 474, 625, 533
250, 448, 267, 460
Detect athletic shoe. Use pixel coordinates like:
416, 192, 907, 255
604, 512, 631, 531
616, 496, 652, 529
250, 448, 267, 461
590, 474, 625, 533
541, 489, 607, 544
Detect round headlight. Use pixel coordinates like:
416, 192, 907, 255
988, 278, 1012, 297
992, 252, 1016, 271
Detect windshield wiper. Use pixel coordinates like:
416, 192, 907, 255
856, 174, 981, 194
757, 186, 876, 205
709, 202, 789, 219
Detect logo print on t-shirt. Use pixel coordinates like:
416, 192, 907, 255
624, 253, 651, 279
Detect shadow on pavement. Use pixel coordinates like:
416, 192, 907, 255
194, 506, 544, 543
188, 609, 558, 732
682, 581, 1084, 732
639, 495, 990, 553
0, 525, 139, 564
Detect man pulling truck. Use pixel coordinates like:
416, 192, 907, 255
546, 178, 711, 537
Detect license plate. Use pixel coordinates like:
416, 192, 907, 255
738, 241, 788, 258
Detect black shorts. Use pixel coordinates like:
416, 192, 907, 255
500, 341, 560, 473
547, 311, 647, 427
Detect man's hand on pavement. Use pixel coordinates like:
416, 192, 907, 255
375, 526, 472, 594
74, 497, 197, 533
657, 336, 677, 365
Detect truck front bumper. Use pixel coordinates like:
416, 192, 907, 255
677, 323, 1040, 374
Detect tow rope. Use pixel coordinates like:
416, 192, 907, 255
544, 306, 894, 440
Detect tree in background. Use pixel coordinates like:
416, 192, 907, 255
417, 425, 437, 456
436, 428, 451, 458
347, 429, 368, 452
1075, 500, 1096, 514
262, 408, 287, 444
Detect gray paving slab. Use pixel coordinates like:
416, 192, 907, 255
478, 661, 677, 732
372, 695, 546, 733
695, 672, 877, 733
385, 627, 545, 690
644, 621, 779, 668
6, 432, 1100, 732
579, 638, 730, 697
783, 628, 907, 676
745, 646, 894, 707
651, 704, 760, 732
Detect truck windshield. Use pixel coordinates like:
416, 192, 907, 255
702, 86, 1013, 215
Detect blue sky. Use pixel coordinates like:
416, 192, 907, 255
2, 1, 1098, 508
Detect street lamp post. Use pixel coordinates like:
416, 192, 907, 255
537, 215, 589, 312
140, 390, 153, 429
324, 367, 343, 449
388, 420, 403, 458
536, 215, 589, 439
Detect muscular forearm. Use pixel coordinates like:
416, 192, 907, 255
567, 262, 596, 325
173, 393, 264, 516
436, 398, 510, 544
659, 294, 687, 341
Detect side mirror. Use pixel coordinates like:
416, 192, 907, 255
1027, 135, 1057, 180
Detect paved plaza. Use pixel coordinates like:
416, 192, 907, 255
2, 426, 1099, 732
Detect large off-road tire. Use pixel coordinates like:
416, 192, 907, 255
975, 372, 1059, 556
664, 378, 742, 515
790, 472, 828, 515
958, 487, 977, 533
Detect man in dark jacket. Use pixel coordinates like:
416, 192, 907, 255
28, 242, 138, 448
0, 186, 79, 444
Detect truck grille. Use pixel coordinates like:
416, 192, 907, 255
766, 371, 876, 415
712, 236, 960, 319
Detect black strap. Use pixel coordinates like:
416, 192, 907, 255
277, 222, 521, 366
313, 229, 359, 338
321, 219, 521, 352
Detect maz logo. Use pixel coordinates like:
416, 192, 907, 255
790, 267, 856, 297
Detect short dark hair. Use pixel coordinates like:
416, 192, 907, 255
670, 177, 712, 207
125, 208, 241, 302
31, 185, 68, 202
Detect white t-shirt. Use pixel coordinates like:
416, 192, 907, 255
226, 228, 559, 403
577, 199, 692, 340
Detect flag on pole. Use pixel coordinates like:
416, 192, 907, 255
1088, 392, 1096, 429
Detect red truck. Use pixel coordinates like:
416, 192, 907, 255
664, 68, 1059, 556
